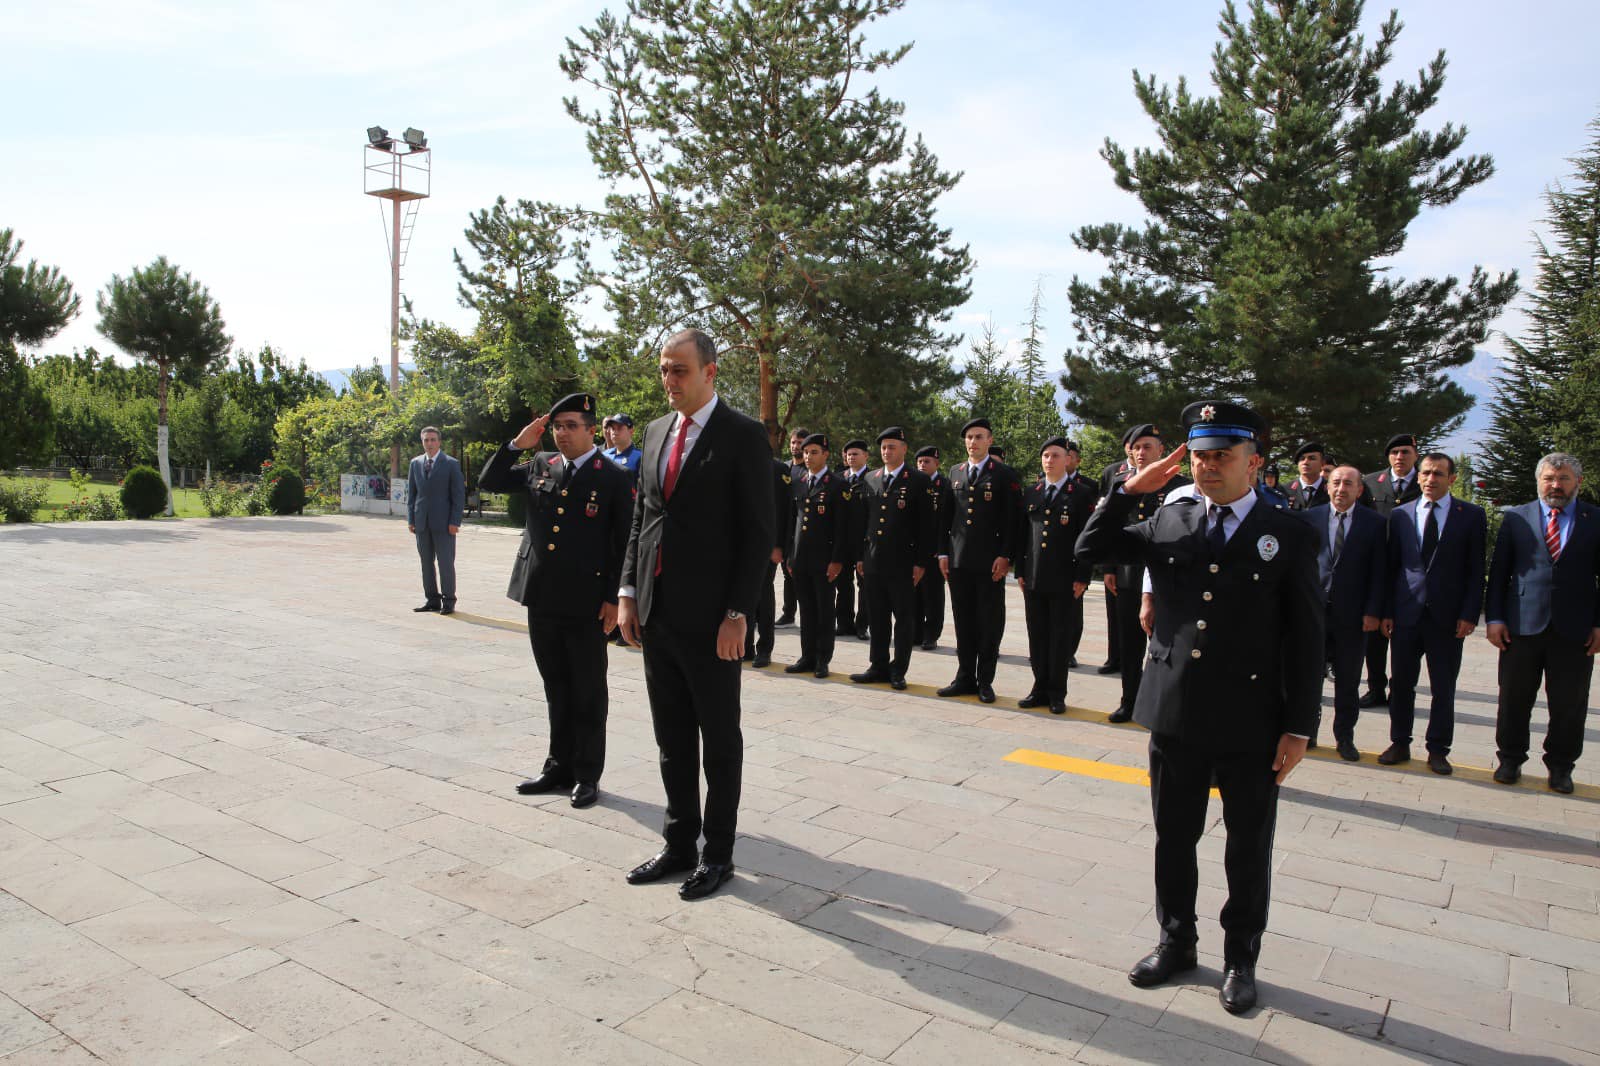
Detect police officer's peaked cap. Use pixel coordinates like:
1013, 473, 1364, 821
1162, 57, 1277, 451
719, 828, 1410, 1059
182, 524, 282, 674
1180, 400, 1266, 451
876, 426, 906, 444
801, 432, 830, 451
549, 393, 597, 419
915, 445, 941, 460
1122, 423, 1161, 446
960, 417, 992, 435
1264, 463, 1281, 477
842, 439, 870, 453
1385, 433, 1419, 453
1039, 436, 1072, 456
1292, 440, 1326, 461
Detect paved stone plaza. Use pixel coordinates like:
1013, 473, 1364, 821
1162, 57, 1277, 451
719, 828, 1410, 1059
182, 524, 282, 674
1, 513, 1598, 1065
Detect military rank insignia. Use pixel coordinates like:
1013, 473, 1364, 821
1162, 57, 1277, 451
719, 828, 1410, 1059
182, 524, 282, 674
586, 502, 598, 517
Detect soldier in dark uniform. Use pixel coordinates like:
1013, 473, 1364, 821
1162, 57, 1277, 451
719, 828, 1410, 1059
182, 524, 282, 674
1017, 437, 1095, 714
777, 427, 810, 627
1076, 400, 1322, 1016
786, 434, 853, 678
914, 445, 952, 650
1061, 440, 1101, 667
937, 417, 1021, 704
1285, 442, 1329, 510
1359, 433, 1423, 707
835, 439, 871, 638
478, 393, 634, 810
850, 427, 935, 690
1107, 425, 1191, 723
746, 457, 795, 668
1097, 433, 1137, 675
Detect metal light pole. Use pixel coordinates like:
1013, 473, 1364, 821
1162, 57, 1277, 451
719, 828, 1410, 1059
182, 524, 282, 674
363, 126, 431, 480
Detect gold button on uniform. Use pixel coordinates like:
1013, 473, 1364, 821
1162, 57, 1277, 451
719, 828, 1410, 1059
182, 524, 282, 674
1208, 563, 1220, 574
1202, 591, 1213, 601
1191, 649, 1202, 659
547, 543, 556, 551
1197, 620, 1207, 630
557, 507, 565, 514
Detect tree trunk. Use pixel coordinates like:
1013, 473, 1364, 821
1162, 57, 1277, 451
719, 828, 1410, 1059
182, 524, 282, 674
156, 363, 174, 516
759, 352, 779, 453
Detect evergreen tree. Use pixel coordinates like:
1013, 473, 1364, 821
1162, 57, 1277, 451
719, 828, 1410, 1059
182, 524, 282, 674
0, 229, 78, 467
1014, 280, 1066, 449
1062, 0, 1516, 463
561, 0, 971, 449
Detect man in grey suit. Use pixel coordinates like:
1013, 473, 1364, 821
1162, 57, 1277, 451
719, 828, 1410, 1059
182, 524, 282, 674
407, 426, 465, 615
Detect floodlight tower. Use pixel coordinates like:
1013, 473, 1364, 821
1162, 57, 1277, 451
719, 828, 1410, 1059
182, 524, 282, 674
363, 125, 431, 478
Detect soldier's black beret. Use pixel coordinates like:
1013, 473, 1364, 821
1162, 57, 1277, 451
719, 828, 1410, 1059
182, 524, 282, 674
801, 433, 830, 451
1039, 436, 1072, 456
990, 445, 1007, 460
1181, 400, 1266, 450
550, 393, 597, 418
960, 417, 992, 435
876, 426, 906, 443
915, 445, 940, 460
842, 439, 870, 453
1293, 440, 1326, 461
1122, 423, 1161, 446
1385, 433, 1418, 452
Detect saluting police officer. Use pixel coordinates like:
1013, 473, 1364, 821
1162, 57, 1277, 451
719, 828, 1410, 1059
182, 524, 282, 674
1017, 437, 1095, 714
1076, 400, 1322, 1016
937, 417, 1022, 704
746, 456, 795, 668
478, 393, 635, 810
850, 427, 936, 690
787, 434, 853, 678
914, 445, 953, 650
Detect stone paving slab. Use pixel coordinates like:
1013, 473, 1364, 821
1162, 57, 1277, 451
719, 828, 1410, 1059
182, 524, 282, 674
1, 513, 1598, 1064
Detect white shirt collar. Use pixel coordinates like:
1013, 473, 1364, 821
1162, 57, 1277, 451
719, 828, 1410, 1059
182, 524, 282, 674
1207, 487, 1257, 523
678, 394, 718, 429
1045, 476, 1068, 492
883, 464, 904, 479
558, 445, 599, 470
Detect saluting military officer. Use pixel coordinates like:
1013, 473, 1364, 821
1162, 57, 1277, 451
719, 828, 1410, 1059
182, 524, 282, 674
850, 427, 936, 690
1017, 437, 1095, 714
786, 434, 853, 678
937, 417, 1022, 704
914, 445, 953, 650
478, 393, 635, 810
1075, 400, 1322, 1016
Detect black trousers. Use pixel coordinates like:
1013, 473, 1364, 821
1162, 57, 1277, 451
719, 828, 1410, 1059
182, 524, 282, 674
781, 566, 797, 618
793, 565, 838, 666
1496, 626, 1595, 774
1149, 731, 1279, 965
1024, 588, 1081, 700
948, 565, 1006, 685
1389, 616, 1464, 754
641, 617, 743, 864
915, 567, 945, 644
746, 560, 779, 657
1325, 613, 1368, 744
835, 566, 859, 631
1103, 578, 1121, 668
528, 610, 609, 785
864, 568, 917, 675
1365, 630, 1390, 695
1116, 565, 1148, 710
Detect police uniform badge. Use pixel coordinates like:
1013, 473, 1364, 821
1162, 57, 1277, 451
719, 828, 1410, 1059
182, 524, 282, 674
1257, 535, 1279, 561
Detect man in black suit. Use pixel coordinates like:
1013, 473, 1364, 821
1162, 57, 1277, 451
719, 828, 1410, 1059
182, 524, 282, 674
1378, 452, 1486, 776
777, 427, 810, 627
746, 457, 794, 668
1487, 453, 1600, 794
914, 445, 953, 650
1076, 400, 1322, 1015
1300, 465, 1386, 761
617, 329, 774, 901
786, 434, 853, 678
479, 394, 634, 809
937, 417, 1021, 704
1285, 442, 1330, 511
1360, 433, 1424, 707
851, 427, 935, 690
1017, 437, 1095, 714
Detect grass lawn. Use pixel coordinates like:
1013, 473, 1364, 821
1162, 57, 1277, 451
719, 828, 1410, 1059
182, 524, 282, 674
8, 475, 211, 519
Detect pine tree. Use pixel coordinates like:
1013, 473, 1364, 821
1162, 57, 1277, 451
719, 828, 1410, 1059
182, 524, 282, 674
1015, 279, 1066, 449
1062, 0, 1516, 463
0, 228, 78, 467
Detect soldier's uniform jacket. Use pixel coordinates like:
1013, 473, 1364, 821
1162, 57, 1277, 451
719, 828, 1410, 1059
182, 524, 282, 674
941, 456, 1022, 568
1361, 468, 1421, 516
790, 469, 854, 570
927, 470, 955, 539
1075, 489, 1323, 748
478, 445, 634, 617
856, 465, 936, 576
1019, 477, 1095, 596
1286, 478, 1328, 511
770, 459, 795, 557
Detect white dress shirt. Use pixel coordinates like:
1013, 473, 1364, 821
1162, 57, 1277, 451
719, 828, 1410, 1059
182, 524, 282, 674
1414, 494, 1449, 543
620, 396, 720, 601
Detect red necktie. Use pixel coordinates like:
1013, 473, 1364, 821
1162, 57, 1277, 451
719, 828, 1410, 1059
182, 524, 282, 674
655, 416, 693, 576
1547, 508, 1562, 562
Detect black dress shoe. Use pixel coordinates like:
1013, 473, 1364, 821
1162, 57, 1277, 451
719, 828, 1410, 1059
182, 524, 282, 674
1376, 742, 1410, 766
1049, 698, 1067, 715
1427, 752, 1453, 776
439, 601, 456, 616
413, 602, 441, 612
1017, 692, 1045, 709
1066, 657, 1079, 669
516, 770, 572, 795
751, 653, 772, 668
626, 850, 698, 885
850, 668, 891, 684
1358, 689, 1389, 708
813, 666, 831, 679
1219, 964, 1257, 1013
977, 684, 996, 704
775, 614, 795, 628
937, 680, 976, 698
920, 640, 938, 651
570, 782, 598, 809
1493, 761, 1521, 785
784, 659, 816, 674
1550, 769, 1575, 794
1128, 943, 1197, 988
1107, 705, 1134, 724
834, 625, 853, 637
1336, 739, 1360, 762
679, 862, 735, 900
890, 675, 908, 691
856, 628, 870, 641
1097, 661, 1120, 675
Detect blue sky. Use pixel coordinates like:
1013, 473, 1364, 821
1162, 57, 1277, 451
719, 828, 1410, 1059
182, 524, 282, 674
6, 0, 1598, 450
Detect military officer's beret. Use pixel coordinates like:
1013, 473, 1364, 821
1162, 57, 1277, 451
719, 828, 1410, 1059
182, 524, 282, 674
960, 417, 992, 435
1180, 400, 1266, 451
550, 393, 597, 418
801, 432, 830, 451
1122, 423, 1161, 446
876, 426, 906, 443
915, 445, 940, 460
1039, 436, 1072, 456
1292, 440, 1326, 461
842, 439, 870, 454
989, 445, 1007, 460
1384, 433, 1418, 453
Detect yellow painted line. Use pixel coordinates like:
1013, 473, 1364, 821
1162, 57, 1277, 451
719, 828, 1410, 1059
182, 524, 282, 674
439, 610, 531, 635
1004, 748, 1220, 797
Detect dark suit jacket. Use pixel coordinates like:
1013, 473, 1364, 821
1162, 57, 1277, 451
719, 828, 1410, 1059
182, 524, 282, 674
1077, 490, 1323, 746
1363, 468, 1422, 516
1018, 478, 1094, 596
857, 465, 935, 576
620, 399, 774, 631
478, 446, 633, 615
1384, 496, 1486, 628
1301, 503, 1386, 626
1486, 500, 1600, 643
407, 452, 464, 530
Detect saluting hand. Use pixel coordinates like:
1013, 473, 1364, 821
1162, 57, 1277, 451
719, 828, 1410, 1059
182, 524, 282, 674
511, 412, 550, 451
1123, 443, 1187, 496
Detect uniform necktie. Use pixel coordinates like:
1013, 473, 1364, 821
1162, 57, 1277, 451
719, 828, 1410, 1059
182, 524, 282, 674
559, 459, 576, 491
1333, 510, 1347, 567
663, 415, 692, 500
424, 456, 434, 477
1208, 504, 1232, 556
1547, 507, 1563, 561
1421, 500, 1439, 565
1044, 484, 1058, 506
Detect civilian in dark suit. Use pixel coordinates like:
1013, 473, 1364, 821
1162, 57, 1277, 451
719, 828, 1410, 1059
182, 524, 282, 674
1359, 433, 1424, 706
617, 329, 773, 901
1076, 400, 1322, 1015
745, 457, 794, 668
478, 394, 633, 808
1285, 441, 1330, 511
1379, 452, 1486, 776
406, 426, 465, 615
914, 446, 952, 650
786, 435, 853, 677
1017, 437, 1094, 714
1486, 453, 1600, 794
851, 428, 935, 689
1300, 466, 1386, 761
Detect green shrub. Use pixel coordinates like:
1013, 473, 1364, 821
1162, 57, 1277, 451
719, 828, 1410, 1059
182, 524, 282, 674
198, 479, 249, 517
0, 480, 50, 523
267, 469, 306, 515
61, 491, 123, 521
120, 466, 168, 519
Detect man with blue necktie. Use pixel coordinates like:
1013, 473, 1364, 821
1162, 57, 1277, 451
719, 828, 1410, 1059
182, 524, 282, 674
407, 426, 465, 615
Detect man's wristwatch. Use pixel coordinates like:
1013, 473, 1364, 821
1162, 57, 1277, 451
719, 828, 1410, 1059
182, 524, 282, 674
726, 610, 745, 621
